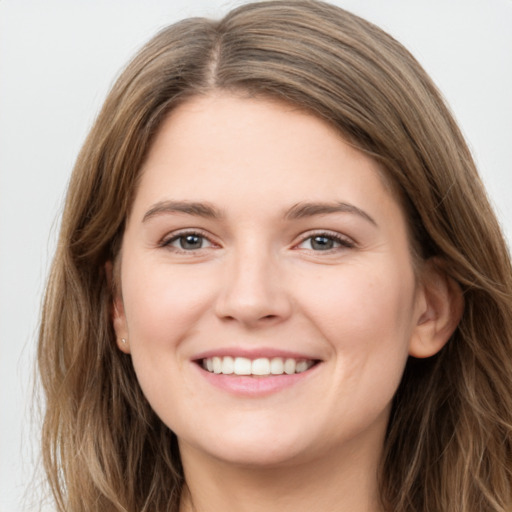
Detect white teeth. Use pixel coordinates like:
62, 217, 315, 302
222, 356, 234, 374
284, 358, 296, 375
212, 356, 222, 374
201, 356, 315, 376
252, 358, 270, 375
295, 360, 309, 373
234, 357, 252, 375
270, 357, 284, 375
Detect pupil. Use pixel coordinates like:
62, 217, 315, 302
180, 235, 202, 250
311, 236, 333, 250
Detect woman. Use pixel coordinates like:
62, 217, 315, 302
38, 1, 512, 511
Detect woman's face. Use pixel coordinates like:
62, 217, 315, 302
113, 93, 432, 469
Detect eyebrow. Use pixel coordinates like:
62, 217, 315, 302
285, 201, 377, 226
142, 199, 377, 226
142, 201, 223, 222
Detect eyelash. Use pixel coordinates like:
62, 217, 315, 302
159, 229, 356, 254
296, 230, 356, 252
160, 229, 216, 253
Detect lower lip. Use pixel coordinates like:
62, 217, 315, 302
195, 364, 319, 397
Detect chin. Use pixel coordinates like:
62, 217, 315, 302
178, 421, 316, 469
204, 443, 308, 469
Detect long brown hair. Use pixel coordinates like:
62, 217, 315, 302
38, 1, 512, 510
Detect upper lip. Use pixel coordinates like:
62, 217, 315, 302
193, 347, 321, 361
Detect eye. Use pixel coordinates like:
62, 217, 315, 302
297, 232, 354, 251
162, 231, 214, 251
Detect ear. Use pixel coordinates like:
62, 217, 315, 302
105, 261, 131, 354
409, 259, 464, 358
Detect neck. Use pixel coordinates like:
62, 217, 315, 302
178, 439, 385, 512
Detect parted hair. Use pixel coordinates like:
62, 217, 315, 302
38, 1, 512, 511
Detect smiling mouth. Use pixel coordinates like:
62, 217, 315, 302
199, 356, 318, 376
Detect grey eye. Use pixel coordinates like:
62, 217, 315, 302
310, 235, 336, 250
297, 233, 354, 252
179, 234, 205, 250
165, 233, 213, 251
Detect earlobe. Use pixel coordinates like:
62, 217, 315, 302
113, 303, 131, 354
409, 259, 464, 358
105, 261, 131, 354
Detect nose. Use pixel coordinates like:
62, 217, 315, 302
214, 246, 293, 328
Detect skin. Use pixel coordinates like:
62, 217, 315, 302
112, 93, 459, 512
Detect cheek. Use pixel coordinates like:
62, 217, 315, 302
120, 261, 219, 415
298, 261, 417, 403
121, 261, 217, 357
300, 261, 416, 344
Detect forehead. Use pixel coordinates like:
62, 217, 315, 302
133, 93, 397, 213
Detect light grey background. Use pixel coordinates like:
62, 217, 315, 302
1, 1, 511, 510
